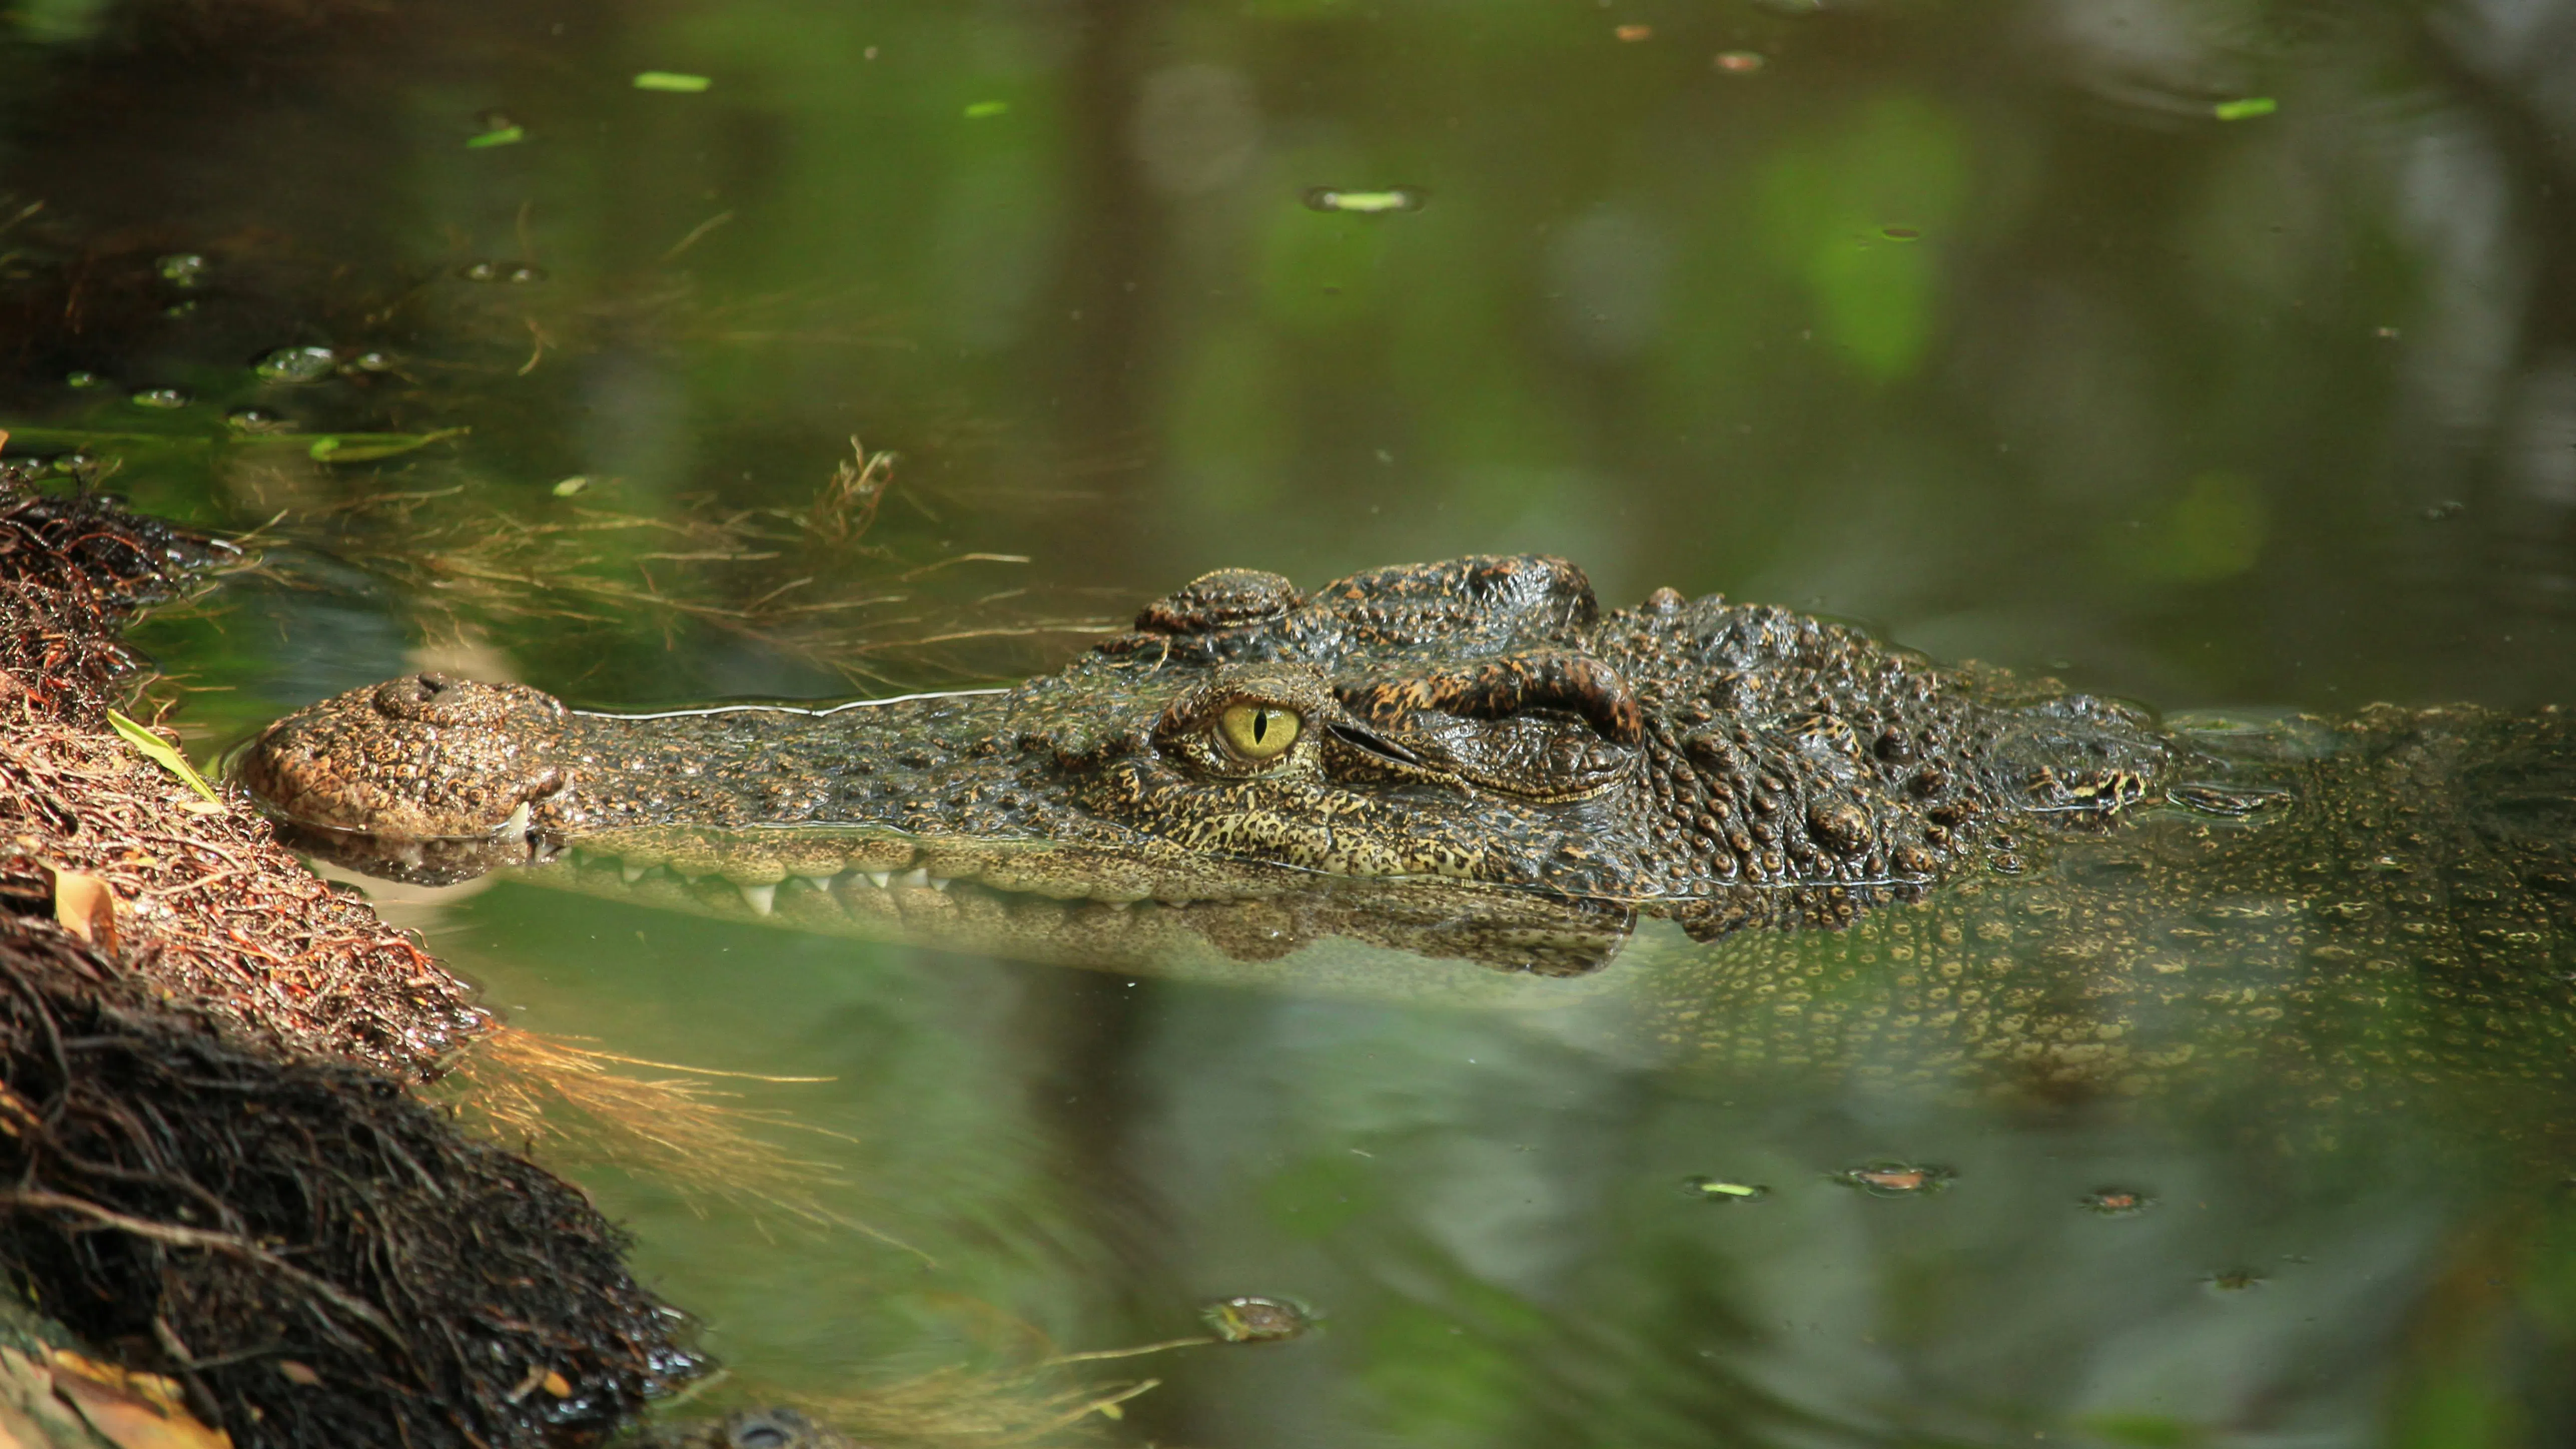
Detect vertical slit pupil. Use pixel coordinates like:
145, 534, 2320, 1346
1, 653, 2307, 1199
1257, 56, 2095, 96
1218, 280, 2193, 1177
1252, 710, 1270, 743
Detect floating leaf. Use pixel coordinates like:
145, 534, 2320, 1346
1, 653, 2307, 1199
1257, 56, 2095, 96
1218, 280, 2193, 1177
632, 72, 711, 93
2213, 97, 2277, 121
1301, 187, 1428, 215
104, 710, 221, 806
963, 100, 1010, 118
467, 125, 526, 148
274, 1362, 320, 1388
551, 476, 590, 497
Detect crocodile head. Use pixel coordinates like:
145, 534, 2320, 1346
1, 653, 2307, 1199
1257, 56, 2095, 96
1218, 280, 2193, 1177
240, 556, 2172, 949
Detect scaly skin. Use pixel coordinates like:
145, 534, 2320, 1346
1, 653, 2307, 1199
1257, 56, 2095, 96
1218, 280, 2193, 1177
241, 556, 2177, 937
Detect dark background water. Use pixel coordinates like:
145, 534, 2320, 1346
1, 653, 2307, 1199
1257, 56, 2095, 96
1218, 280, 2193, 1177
8, 1, 2576, 1445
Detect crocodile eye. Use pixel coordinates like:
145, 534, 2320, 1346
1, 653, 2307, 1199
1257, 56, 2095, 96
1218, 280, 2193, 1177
1217, 703, 1301, 762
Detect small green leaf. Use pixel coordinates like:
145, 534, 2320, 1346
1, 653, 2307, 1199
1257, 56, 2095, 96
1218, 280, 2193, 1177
963, 100, 1009, 119
552, 475, 590, 497
467, 125, 526, 148
105, 710, 221, 804
304, 427, 469, 463
633, 71, 711, 93
2213, 97, 2277, 121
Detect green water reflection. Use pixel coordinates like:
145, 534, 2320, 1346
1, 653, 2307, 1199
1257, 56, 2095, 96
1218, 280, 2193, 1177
9, 0, 2576, 1443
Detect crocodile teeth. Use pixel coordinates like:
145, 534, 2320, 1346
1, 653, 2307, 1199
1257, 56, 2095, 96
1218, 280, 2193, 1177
738, 882, 776, 916
865, 871, 892, 890
928, 875, 952, 892
897, 868, 930, 889
800, 875, 836, 893
497, 801, 531, 838
621, 862, 649, 884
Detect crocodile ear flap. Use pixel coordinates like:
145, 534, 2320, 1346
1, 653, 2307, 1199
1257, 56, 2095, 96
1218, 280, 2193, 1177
1135, 569, 1304, 634
1342, 653, 1643, 746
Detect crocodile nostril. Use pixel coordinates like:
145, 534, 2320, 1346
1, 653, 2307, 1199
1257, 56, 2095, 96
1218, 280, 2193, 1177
373, 675, 438, 715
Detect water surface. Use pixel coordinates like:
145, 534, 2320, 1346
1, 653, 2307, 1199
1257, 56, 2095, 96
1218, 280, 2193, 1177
8, 1, 2576, 1443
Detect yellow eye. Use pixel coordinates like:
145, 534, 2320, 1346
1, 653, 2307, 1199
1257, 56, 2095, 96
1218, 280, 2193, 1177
1217, 703, 1302, 762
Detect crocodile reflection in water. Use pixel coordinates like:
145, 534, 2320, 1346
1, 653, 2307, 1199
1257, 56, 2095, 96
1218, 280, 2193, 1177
239, 556, 2576, 1099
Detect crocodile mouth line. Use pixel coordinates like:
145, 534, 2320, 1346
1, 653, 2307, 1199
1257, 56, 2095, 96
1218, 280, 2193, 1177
561, 847, 1198, 923
567, 844, 1190, 915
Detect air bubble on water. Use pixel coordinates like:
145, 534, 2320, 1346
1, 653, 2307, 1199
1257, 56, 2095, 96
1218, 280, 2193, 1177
253, 345, 339, 384
65, 371, 104, 390
1680, 1176, 1770, 1203
1201, 1295, 1317, 1343
340, 350, 396, 374
50, 450, 96, 477
1713, 51, 1767, 74
460, 261, 502, 282
505, 265, 547, 284
225, 407, 299, 434
129, 388, 189, 410
2420, 500, 2465, 520
155, 253, 207, 286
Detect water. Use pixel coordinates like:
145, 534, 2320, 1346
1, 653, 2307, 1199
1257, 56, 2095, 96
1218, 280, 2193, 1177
8, 0, 2576, 1443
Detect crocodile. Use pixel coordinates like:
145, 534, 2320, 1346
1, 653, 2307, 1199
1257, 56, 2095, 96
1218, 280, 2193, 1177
241, 556, 2178, 932
239, 556, 2576, 1106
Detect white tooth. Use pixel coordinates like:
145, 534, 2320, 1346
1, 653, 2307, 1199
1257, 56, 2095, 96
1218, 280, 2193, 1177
897, 868, 929, 889
497, 801, 531, 838
621, 862, 648, 884
800, 875, 836, 892
738, 882, 776, 915
928, 875, 952, 892
1105, 899, 1131, 910
865, 871, 892, 890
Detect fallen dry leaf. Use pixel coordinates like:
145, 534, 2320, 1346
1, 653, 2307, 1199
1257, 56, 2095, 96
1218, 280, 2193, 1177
48, 1351, 231, 1449
0, 1346, 90, 1449
43, 869, 114, 954
0, 1345, 231, 1449
273, 1362, 318, 1388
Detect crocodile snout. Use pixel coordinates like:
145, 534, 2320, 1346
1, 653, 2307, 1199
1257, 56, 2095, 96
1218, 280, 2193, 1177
239, 672, 575, 844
